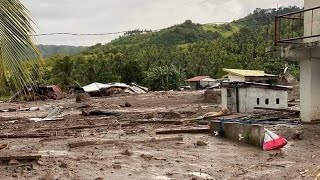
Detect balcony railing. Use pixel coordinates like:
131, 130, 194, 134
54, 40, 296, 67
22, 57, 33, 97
274, 6, 320, 46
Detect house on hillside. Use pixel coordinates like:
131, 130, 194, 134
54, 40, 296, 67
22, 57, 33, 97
222, 68, 278, 83
185, 76, 218, 90
221, 81, 292, 113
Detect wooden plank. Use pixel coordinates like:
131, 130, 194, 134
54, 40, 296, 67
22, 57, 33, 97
0, 154, 41, 161
156, 128, 210, 135
36, 124, 113, 132
69, 136, 183, 148
0, 133, 51, 138
130, 120, 183, 125
254, 107, 300, 113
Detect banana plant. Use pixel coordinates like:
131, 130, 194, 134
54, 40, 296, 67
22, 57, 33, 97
0, 0, 41, 92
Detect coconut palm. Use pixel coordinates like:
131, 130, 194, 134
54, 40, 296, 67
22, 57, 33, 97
0, 0, 41, 91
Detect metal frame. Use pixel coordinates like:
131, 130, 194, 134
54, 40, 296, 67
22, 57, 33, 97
274, 6, 320, 46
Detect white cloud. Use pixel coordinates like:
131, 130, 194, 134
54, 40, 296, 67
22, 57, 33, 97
21, 0, 303, 46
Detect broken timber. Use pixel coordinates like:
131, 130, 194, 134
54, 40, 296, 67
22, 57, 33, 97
0, 154, 41, 161
156, 128, 210, 135
69, 136, 183, 148
254, 107, 300, 113
35, 124, 114, 132
0, 133, 51, 138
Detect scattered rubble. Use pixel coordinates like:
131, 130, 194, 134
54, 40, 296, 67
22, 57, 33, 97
195, 140, 208, 146
0, 90, 314, 179
76, 93, 91, 103
82, 82, 148, 96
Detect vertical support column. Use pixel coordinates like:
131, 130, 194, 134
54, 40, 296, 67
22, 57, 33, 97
300, 56, 320, 122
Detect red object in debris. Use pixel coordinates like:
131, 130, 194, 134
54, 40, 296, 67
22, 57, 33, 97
263, 129, 287, 151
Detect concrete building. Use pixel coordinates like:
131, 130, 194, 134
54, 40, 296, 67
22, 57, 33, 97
221, 82, 291, 113
222, 68, 278, 83
186, 76, 218, 90
277, 0, 320, 122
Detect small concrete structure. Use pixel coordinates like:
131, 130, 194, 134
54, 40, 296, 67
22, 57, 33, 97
186, 76, 218, 90
222, 68, 278, 83
210, 120, 265, 148
221, 82, 291, 113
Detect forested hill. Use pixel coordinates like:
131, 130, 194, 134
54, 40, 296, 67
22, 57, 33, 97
109, 20, 239, 46
38, 45, 87, 58
35, 6, 301, 92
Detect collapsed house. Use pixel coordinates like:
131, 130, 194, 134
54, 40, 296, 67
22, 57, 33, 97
10, 85, 64, 101
221, 81, 292, 113
185, 76, 219, 90
82, 82, 148, 96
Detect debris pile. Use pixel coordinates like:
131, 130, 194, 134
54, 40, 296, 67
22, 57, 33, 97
203, 89, 221, 103
10, 84, 64, 101
82, 82, 148, 96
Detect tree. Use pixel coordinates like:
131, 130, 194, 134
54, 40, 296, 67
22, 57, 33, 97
0, 0, 41, 92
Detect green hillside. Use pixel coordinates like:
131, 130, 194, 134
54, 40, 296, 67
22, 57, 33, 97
19, 6, 301, 93
38, 45, 87, 58
110, 20, 239, 46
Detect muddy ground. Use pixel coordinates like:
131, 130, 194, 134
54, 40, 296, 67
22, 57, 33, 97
0, 91, 318, 180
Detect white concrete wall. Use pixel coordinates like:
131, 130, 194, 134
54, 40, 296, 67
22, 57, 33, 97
221, 88, 228, 110
304, 0, 320, 42
238, 87, 288, 113
227, 74, 245, 82
199, 81, 218, 87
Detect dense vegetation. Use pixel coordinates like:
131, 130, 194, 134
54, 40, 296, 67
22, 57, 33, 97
2, 6, 302, 95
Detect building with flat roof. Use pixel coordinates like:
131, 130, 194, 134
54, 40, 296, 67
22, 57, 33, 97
222, 68, 278, 83
221, 81, 292, 113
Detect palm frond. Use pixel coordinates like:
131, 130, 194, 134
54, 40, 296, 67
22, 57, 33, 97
0, 0, 41, 92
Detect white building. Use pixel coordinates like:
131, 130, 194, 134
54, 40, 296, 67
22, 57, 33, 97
223, 68, 278, 83
221, 82, 292, 113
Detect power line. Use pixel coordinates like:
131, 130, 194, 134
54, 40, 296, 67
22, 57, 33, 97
30, 16, 277, 37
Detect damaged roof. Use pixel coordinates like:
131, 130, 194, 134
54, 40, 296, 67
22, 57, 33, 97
186, 76, 211, 82
82, 82, 148, 94
223, 68, 277, 77
221, 81, 292, 90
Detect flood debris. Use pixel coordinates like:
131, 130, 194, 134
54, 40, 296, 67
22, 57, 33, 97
186, 172, 214, 180
121, 149, 133, 156
292, 130, 304, 140
119, 102, 132, 108
0, 144, 8, 150
156, 128, 210, 135
29, 106, 64, 122
82, 109, 121, 116
195, 140, 208, 146
82, 82, 148, 96
0, 133, 51, 139
203, 108, 230, 119
10, 84, 64, 101
0, 154, 42, 161
75, 93, 91, 103
69, 136, 183, 148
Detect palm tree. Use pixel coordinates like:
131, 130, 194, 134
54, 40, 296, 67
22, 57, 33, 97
0, 0, 41, 92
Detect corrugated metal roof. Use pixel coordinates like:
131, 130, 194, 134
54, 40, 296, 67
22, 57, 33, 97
186, 76, 210, 82
82, 82, 129, 93
223, 68, 277, 77
221, 81, 292, 90
200, 78, 216, 82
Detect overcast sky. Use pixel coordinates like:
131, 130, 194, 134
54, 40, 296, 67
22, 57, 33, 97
22, 0, 303, 46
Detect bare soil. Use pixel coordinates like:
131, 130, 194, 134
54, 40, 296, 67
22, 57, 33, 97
0, 91, 318, 180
